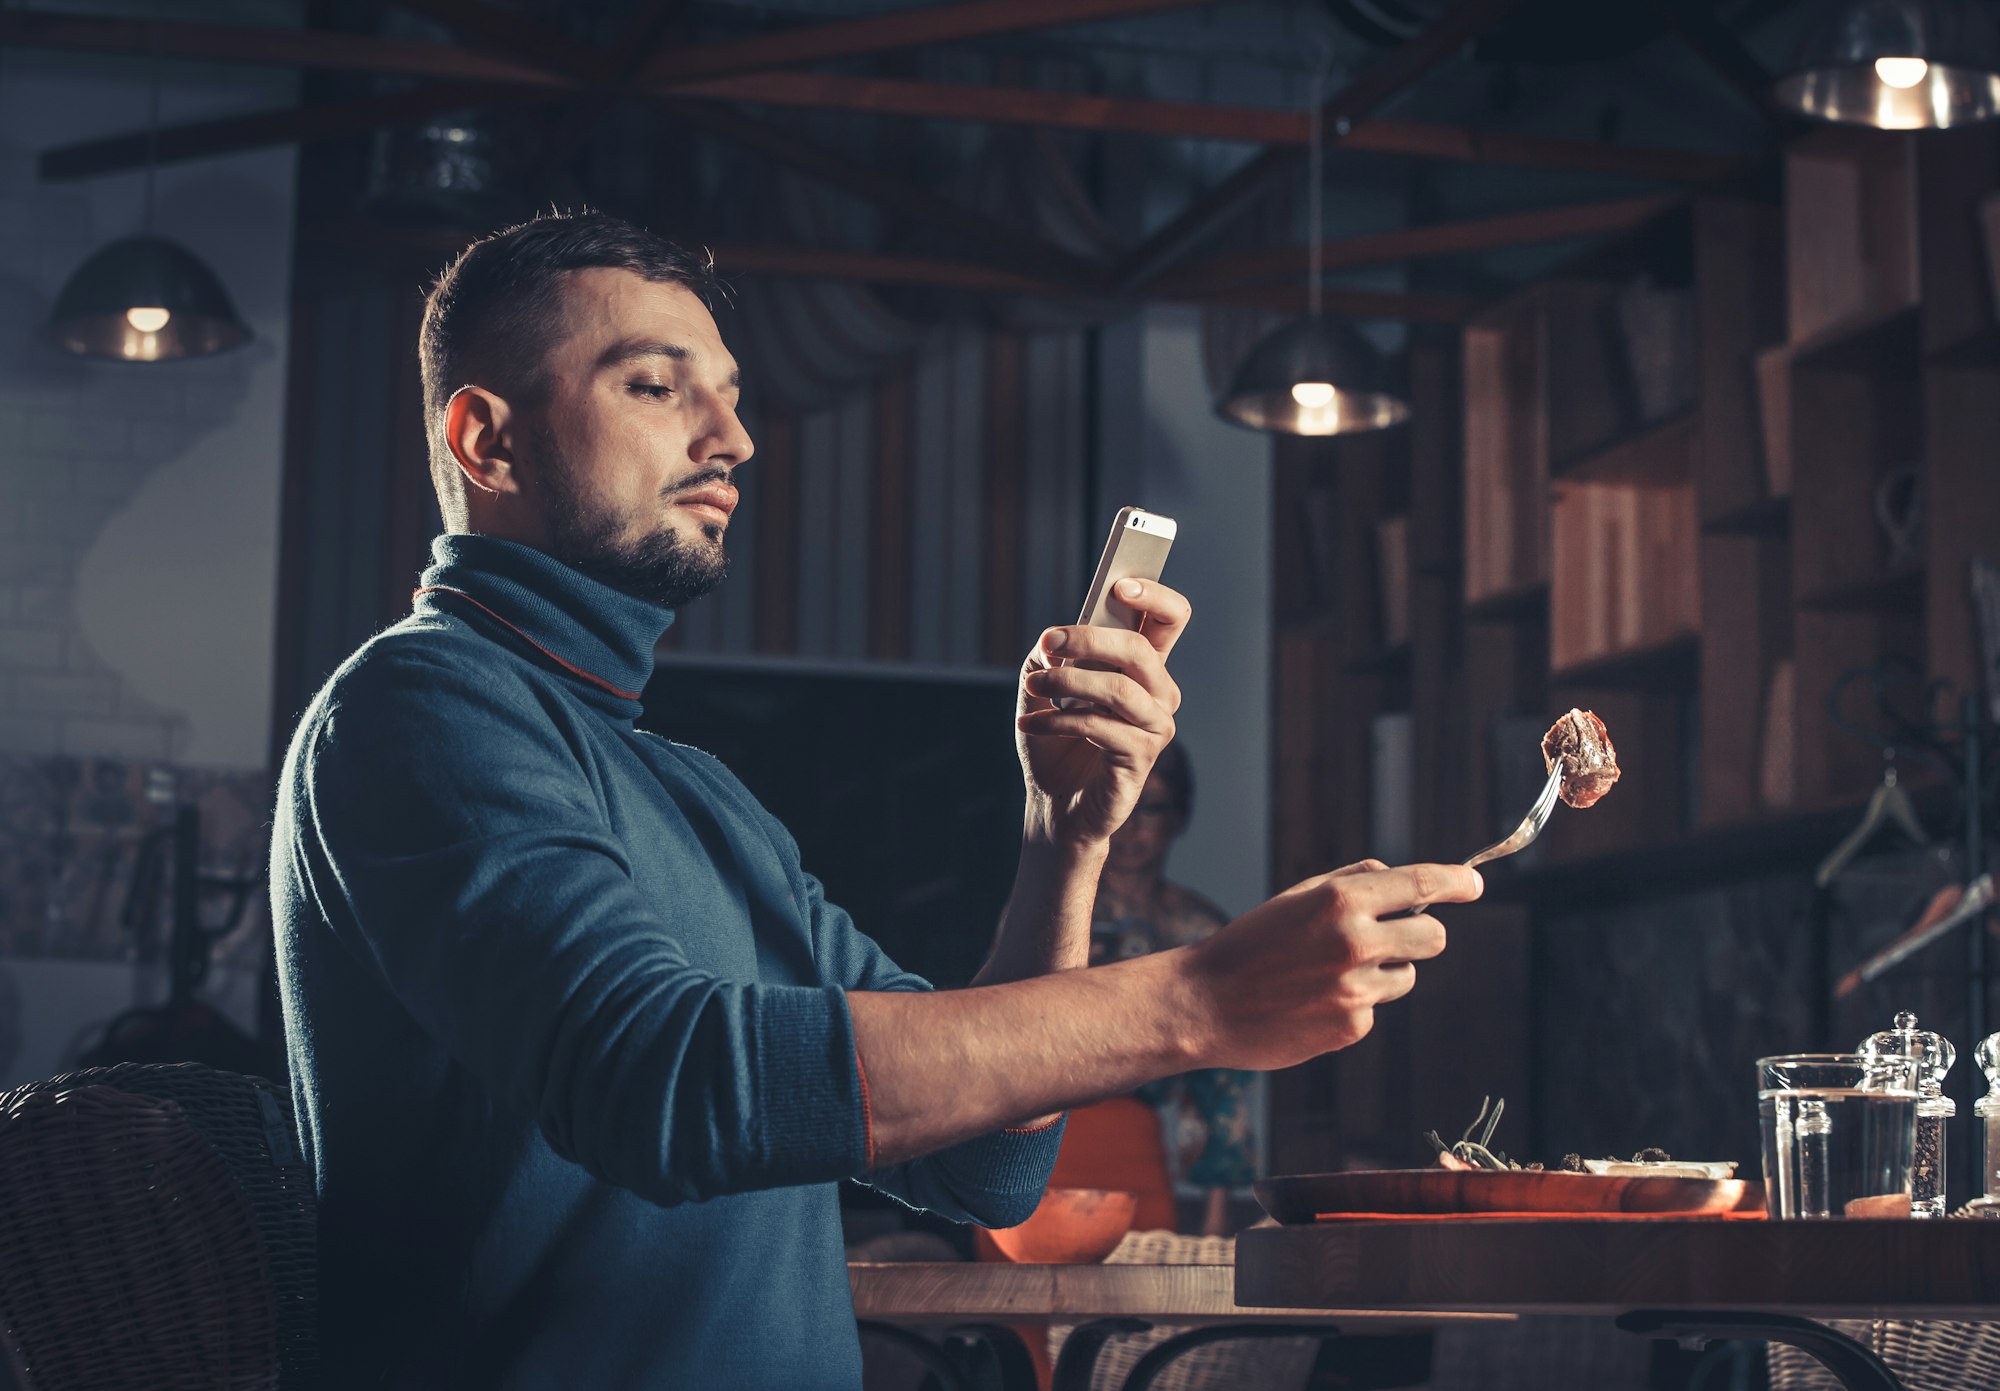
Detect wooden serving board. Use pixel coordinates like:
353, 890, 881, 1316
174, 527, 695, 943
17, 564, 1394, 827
1254, 1169, 1757, 1223
1235, 1218, 2000, 1317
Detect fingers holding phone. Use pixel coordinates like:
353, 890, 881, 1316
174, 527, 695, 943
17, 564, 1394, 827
1015, 508, 1189, 849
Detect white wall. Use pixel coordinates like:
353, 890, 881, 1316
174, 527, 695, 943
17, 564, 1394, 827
1097, 305, 1274, 915
0, 15, 297, 770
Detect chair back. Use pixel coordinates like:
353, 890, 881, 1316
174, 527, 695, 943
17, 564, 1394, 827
0, 1063, 315, 1390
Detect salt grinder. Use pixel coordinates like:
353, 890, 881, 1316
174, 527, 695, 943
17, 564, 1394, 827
1861, 1011, 1956, 1218
1972, 1033, 2000, 1217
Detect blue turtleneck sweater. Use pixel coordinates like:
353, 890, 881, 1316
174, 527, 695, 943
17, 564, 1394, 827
271, 534, 1064, 1389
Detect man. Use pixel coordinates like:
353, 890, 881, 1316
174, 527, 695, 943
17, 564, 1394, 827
271, 211, 1481, 1389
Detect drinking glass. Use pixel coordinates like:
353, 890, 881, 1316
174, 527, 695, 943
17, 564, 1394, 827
1758, 1053, 1920, 1219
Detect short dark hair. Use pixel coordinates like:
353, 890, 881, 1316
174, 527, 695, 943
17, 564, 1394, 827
418, 209, 721, 525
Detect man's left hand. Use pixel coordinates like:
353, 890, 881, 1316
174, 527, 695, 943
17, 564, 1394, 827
1015, 579, 1190, 850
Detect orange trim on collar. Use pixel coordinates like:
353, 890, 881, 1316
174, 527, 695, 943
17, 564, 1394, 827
415, 585, 646, 701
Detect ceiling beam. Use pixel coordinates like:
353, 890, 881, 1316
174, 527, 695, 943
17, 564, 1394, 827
1111, 0, 1527, 295
641, 0, 1215, 86
386, 0, 613, 83
304, 219, 1468, 318
1160, 193, 1684, 291
710, 243, 1074, 296
521, 0, 693, 186
665, 70, 1744, 183
35, 63, 1746, 186
1649, 0, 1785, 126
36, 84, 559, 182
0, 9, 574, 86
659, 98, 1107, 287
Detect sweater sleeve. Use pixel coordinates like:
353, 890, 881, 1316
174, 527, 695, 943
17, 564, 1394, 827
292, 651, 869, 1207
800, 866, 1065, 1229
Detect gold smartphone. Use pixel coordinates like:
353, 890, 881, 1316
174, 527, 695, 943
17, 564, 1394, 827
1057, 507, 1177, 708
1076, 506, 1178, 629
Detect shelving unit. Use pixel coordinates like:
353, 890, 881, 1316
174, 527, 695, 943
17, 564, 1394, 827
1266, 125, 2000, 1171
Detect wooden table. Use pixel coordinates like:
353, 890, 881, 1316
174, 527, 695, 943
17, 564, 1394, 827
850, 1261, 1511, 1391
1235, 1219, 2000, 1391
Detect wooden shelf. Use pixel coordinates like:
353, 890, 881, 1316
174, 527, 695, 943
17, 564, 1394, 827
1496, 781, 1956, 910
1550, 632, 1699, 690
1465, 581, 1549, 622
1701, 495, 1790, 536
1789, 302, 1920, 371
1796, 569, 1924, 613
1550, 410, 1697, 484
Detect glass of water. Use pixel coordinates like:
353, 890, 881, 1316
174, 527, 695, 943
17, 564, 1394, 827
1758, 1054, 1921, 1219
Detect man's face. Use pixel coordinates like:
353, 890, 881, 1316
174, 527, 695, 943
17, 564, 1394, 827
518, 268, 753, 608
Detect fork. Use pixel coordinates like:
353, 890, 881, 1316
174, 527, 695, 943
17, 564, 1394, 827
1465, 755, 1567, 870
1408, 757, 1565, 915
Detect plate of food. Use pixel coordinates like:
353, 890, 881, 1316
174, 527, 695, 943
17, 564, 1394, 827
1253, 1098, 1760, 1223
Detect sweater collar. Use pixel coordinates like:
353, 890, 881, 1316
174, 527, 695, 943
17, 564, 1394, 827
412, 534, 673, 708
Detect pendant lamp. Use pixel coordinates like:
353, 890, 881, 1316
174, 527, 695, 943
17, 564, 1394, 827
1774, 0, 2000, 130
1216, 56, 1408, 436
47, 59, 250, 361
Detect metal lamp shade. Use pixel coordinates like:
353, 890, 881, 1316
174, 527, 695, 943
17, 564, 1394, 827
1774, 0, 2000, 129
48, 236, 252, 362
1216, 316, 1409, 436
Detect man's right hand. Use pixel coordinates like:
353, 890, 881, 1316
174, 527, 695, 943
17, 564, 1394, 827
849, 858, 1482, 1167
1176, 859, 1483, 1071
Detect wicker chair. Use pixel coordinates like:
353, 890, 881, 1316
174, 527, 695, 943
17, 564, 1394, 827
0, 1063, 316, 1390
1767, 1318, 2000, 1391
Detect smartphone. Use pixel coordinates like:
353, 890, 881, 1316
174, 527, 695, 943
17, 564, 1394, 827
1057, 507, 1176, 708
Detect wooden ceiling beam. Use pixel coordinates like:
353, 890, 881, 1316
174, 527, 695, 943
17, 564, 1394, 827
642, 0, 1215, 86
1335, 120, 1740, 183
1649, 0, 1785, 126
304, 219, 1465, 318
36, 84, 559, 181
0, 9, 574, 86
709, 243, 1074, 296
665, 70, 1743, 183
659, 98, 1107, 287
1160, 193, 1684, 291
1112, 0, 1527, 295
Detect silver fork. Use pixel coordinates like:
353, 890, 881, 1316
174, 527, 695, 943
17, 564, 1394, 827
1466, 756, 1567, 870
1408, 757, 1565, 915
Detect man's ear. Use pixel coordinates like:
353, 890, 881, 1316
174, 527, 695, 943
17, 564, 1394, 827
443, 385, 519, 496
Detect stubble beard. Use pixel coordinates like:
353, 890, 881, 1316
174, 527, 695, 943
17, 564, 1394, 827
536, 431, 730, 610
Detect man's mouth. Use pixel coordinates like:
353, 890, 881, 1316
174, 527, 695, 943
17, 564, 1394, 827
672, 482, 738, 528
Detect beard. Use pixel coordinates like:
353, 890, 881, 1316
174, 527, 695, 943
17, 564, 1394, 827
535, 431, 730, 610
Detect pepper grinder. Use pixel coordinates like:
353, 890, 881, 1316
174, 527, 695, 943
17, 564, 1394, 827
1971, 1034, 2000, 1217
1861, 1011, 1956, 1217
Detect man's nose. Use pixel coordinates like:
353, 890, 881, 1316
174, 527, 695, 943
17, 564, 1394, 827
701, 399, 754, 469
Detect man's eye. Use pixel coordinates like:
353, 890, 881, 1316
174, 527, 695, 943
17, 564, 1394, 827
629, 383, 674, 399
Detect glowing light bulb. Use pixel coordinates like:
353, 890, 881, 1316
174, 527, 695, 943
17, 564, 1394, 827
125, 306, 171, 333
1875, 56, 1930, 89
1290, 381, 1336, 409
